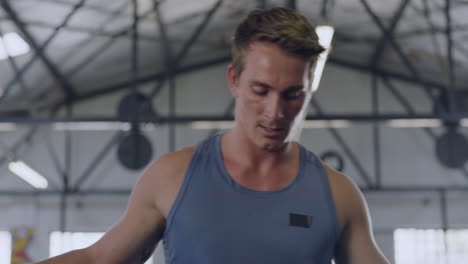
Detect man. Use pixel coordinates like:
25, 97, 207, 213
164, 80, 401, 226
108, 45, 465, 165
37, 7, 390, 264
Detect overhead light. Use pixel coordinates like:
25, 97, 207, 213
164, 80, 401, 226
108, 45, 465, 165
301, 120, 351, 128
0, 32, 30, 61
190, 120, 351, 130
53, 122, 131, 131
0, 123, 17, 131
8, 160, 48, 189
386, 119, 442, 128
387, 118, 468, 128
51, 122, 158, 131
311, 25, 334, 92
191, 121, 235, 130
460, 119, 468, 127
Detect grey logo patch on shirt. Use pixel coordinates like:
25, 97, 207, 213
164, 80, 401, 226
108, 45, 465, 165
289, 213, 313, 228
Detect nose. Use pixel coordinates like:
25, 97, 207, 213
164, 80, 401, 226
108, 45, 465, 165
264, 94, 285, 121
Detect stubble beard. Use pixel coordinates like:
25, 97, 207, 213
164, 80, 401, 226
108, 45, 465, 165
261, 141, 287, 152
257, 126, 290, 152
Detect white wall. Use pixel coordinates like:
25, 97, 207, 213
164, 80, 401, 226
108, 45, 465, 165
1, 62, 468, 263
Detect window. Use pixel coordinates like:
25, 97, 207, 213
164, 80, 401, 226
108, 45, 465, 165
50, 232, 153, 264
0, 231, 12, 264
394, 228, 468, 264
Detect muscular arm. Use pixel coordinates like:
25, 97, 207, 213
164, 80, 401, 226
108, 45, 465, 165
325, 166, 390, 264
35, 155, 170, 264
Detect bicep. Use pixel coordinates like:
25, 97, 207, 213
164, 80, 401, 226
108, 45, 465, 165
332, 177, 389, 264
88, 164, 166, 264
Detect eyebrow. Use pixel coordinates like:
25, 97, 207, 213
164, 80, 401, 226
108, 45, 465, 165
249, 81, 304, 91
249, 80, 272, 89
286, 85, 304, 92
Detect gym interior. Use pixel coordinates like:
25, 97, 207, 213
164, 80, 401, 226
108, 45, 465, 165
1, 0, 467, 263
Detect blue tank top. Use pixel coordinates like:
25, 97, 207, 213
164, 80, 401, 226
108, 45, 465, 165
162, 134, 340, 264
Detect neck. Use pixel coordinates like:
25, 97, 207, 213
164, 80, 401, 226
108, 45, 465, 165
222, 128, 296, 169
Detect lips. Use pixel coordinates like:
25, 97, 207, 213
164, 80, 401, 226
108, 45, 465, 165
259, 125, 285, 137
263, 126, 283, 131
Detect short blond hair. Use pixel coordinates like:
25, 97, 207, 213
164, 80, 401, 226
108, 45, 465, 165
231, 7, 325, 77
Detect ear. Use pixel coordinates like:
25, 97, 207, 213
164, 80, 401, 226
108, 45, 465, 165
227, 64, 239, 98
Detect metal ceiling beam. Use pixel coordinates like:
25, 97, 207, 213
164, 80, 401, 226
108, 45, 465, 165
333, 23, 468, 46
67, 55, 232, 106
36, 2, 223, 114
154, 0, 173, 61
3, 112, 468, 124
368, 0, 410, 189
422, 0, 447, 74
31, 2, 151, 110
32, 0, 131, 18
381, 76, 468, 181
410, 0, 468, 13
311, 98, 374, 188
329, 57, 446, 91
369, 0, 411, 68
0, 23, 31, 108
44, 130, 65, 183
360, 0, 443, 110
454, 39, 468, 61
0, 91, 68, 171
320, 0, 333, 18
62, 4, 153, 78
58, 4, 223, 82
0, 104, 64, 177
445, 0, 457, 114
371, 76, 381, 187
48, 54, 448, 112
381, 77, 418, 116
0, 125, 38, 167
153, 0, 177, 151
22, 19, 158, 42
148, 0, 224, 99
60, 104, 72, 231
129, 0, 141, 133
72, 131, 124, 192
44, 0, 224, 121
397, 23, 468, 38
440, 190, 448, 231
2, 1, 156, 113
0, 0, 85, 101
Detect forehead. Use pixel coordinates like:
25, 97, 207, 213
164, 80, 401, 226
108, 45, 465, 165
242, 41, 310, 85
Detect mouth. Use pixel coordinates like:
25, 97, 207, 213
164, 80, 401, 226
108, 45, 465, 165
259, 125, 286, 137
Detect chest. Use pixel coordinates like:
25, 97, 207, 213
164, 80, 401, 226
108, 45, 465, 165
162, 142, 340, 263
164, 186, 338, 263
224, 163, 299, 192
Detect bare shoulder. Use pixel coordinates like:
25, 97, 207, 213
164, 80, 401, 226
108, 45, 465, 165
145, 146, 196, 179
323, 164, 362, 198
141, 146, 197, 217
321, 163, 367, 230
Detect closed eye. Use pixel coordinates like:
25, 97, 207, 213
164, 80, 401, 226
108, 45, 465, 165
250, 82, 270, 95
284, 89, 304, 100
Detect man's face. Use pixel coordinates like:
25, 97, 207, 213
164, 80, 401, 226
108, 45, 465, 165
227, 41, 311, 152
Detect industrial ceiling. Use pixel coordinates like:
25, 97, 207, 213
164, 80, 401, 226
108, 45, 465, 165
1, 0, 468, 195
0, 0, 466, 117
